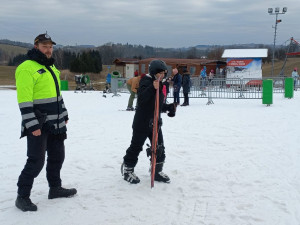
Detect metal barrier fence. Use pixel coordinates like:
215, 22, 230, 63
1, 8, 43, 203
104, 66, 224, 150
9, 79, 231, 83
111, 77, 298, 101
188, 77, 263, 99
168, 77, 292, 101
111, 78, 129, 96
264, 77, 285, 93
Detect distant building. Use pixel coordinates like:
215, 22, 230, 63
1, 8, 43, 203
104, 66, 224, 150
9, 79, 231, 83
113, 58, 140, 78
222, 49, 268, 79
138, 58, 226, 77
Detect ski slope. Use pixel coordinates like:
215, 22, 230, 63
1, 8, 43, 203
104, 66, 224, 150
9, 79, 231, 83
0, 90, 299, 225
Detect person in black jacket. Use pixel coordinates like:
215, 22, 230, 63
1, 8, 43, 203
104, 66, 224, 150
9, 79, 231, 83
121, 60, 176, 184
181, 68, 191, 106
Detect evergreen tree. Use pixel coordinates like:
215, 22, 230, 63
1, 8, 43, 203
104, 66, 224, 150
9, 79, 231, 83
69, 50, 102, 73
8, 54, 28, 66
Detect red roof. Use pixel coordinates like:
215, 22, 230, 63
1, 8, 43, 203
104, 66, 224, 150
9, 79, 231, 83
138, 58, 225, 65
113, 58, 140, 64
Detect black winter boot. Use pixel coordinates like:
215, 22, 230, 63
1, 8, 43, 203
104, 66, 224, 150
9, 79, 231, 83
121, 163, 140, 184
15, 195, 37, 212
154, 162, 170, 183
48, 187, 77, 199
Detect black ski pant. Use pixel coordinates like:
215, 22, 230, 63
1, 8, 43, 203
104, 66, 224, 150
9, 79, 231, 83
123, 128, 165, 168
173, 91, 180, 104
17, 131, 65, 197
183, 92, 189, 104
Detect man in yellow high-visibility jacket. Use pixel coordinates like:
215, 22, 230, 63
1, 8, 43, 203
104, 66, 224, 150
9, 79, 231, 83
15, 33, 77, 212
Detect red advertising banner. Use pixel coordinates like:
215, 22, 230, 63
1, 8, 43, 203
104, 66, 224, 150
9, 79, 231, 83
286, 52, 300, 56
227, 59, 253, 67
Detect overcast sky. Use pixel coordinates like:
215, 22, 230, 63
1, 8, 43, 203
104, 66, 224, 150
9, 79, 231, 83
0, 0, 299, 48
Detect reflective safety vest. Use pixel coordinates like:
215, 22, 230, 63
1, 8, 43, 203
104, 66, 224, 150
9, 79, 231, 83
16, 59, 68, 137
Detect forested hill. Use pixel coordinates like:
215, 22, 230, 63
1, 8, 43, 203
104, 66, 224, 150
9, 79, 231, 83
1, 38, 282, 66
0, 39, 32, 49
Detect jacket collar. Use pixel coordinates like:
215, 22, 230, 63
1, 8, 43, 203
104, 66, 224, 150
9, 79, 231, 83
27, 48, 55, 66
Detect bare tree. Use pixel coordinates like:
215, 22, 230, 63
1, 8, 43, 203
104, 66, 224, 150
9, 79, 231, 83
207, 46, 224, 60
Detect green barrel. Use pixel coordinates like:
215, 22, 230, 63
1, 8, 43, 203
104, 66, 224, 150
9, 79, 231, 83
284, 77, 294, 99
112, 71, 121, 78
262, 79, 273, 105
61, 80, 69, 91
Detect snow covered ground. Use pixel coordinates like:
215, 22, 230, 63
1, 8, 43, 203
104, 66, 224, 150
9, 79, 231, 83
0, 89, 300, 225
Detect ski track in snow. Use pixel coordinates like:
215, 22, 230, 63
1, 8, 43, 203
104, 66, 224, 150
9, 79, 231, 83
0, 90, 300, 225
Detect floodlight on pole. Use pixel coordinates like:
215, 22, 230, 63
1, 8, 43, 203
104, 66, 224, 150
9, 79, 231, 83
268, 7, 287, 76
283, 7, 287, 13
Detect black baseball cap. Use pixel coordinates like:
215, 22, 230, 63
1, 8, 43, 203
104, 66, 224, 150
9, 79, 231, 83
34, 33, 56, 45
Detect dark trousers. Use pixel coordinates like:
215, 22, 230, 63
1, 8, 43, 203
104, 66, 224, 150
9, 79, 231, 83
173, 91, 180, 104
123, 128, 165, 168
183, 93, 189, 104
127, 84, 136, 108
17, 132, 65, 197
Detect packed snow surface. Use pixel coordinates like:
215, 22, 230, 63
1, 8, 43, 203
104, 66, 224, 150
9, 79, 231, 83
0, 90, 299, 225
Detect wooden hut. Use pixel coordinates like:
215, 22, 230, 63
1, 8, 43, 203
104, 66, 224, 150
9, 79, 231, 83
113, 58, 140, 78
138, 58, 226, 77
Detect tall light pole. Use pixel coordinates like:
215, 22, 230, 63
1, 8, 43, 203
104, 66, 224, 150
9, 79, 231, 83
268, 7, 287, 76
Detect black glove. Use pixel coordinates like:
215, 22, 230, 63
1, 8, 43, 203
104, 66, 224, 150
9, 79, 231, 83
167, 103, 176, 117
146, 144, 164, 159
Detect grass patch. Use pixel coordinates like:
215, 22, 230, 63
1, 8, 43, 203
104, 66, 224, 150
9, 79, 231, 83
0, 66, 17, 85
262, 57, 300, 77
0, 44, 28, 65
0, 44, 28, 57
0, 66, 110, 90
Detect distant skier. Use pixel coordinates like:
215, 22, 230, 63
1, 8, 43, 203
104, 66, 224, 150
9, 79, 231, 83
181, 68, 191, 106
121, 59, 177, 184
208, 69, 214, 84
292, 67, 299, 90
104, 73, 111, 93
172, 68, 182, 105
126, 73, 141, 111
201, 66, 207, 79
200, 66, 207, 88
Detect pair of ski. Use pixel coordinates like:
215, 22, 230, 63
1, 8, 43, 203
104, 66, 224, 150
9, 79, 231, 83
150, 77, 161, 188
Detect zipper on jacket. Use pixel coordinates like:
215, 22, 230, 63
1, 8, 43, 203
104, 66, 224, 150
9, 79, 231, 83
46, 65, 61, 134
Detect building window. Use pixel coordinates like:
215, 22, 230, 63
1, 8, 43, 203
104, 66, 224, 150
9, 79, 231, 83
141, 64, 146, 73
190, 66, 196, 75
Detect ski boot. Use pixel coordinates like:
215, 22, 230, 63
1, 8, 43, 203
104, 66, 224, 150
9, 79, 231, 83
146, 145, 170, 183
121, 163, 140, 184
154, 162, 170, 183
15, 195, 38, 212
126, 107, 134, 111
48, 187, 77, 199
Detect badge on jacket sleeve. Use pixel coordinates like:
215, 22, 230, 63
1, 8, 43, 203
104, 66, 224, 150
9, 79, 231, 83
37, 69, 46, 74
